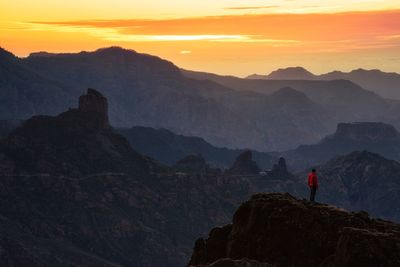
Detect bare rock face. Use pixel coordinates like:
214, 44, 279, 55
78, 88, 109, 129
226, 151, 260, 175
188, 193, 400, 267
260, 157, 294, 182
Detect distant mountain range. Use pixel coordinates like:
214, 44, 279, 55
2, 46, 400, 151
116, 126, 276, 169
282, 121, 400, 170
183, 68, 400, 137
246, 66, 400, 100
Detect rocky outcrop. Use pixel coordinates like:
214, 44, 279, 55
188, 193, 400, 267
226, 151, 260, 175
78, 88, 110, 129
173, 154, 214, 174
266, 157, 293, 180
0, 88, 155, 176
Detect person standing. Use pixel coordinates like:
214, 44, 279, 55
308, 169, 318, 202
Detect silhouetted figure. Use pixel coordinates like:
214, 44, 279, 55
308, 169, 318, 202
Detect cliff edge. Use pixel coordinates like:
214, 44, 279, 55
188, 193, 400, 267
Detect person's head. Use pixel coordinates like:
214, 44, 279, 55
311, 169, 316, 173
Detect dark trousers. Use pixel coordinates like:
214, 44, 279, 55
309, 186, 317, 202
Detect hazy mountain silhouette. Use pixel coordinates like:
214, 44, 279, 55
246, 66, 400, 100
0, 47, 333, 150
17, 47, 264, 150
183, 68, 400, 130
0, 47, 74, 120
282, 122, 400, 170
2, 46, 400, 151
320, 68, 400, 100
116, 126, 276, 169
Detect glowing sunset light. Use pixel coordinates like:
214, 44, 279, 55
1, 0, 400, 75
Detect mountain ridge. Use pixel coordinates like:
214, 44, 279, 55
246, 66, 400, 99
282, 122, 400, 170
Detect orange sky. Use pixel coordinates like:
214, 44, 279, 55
1, 1, 400, 76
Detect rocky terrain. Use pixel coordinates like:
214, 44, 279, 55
188, 193, 400, 267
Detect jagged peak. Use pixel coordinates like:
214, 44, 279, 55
226, 150, 260, 175
78, 88, 109, 129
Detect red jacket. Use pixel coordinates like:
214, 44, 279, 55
308, 172, 318, 187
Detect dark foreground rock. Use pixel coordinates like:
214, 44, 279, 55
188, 193, 400, 267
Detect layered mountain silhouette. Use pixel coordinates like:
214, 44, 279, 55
183, 68, 398, 127
3, 46, 400, 151
282, 122, 400, 170
22, 47, 334, 150
247, 66, 400, 100
0, 47, 74, 120
188, 193, 400, 267
116, 126, 276, 169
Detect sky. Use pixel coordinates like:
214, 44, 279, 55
1, 0, 400, 76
